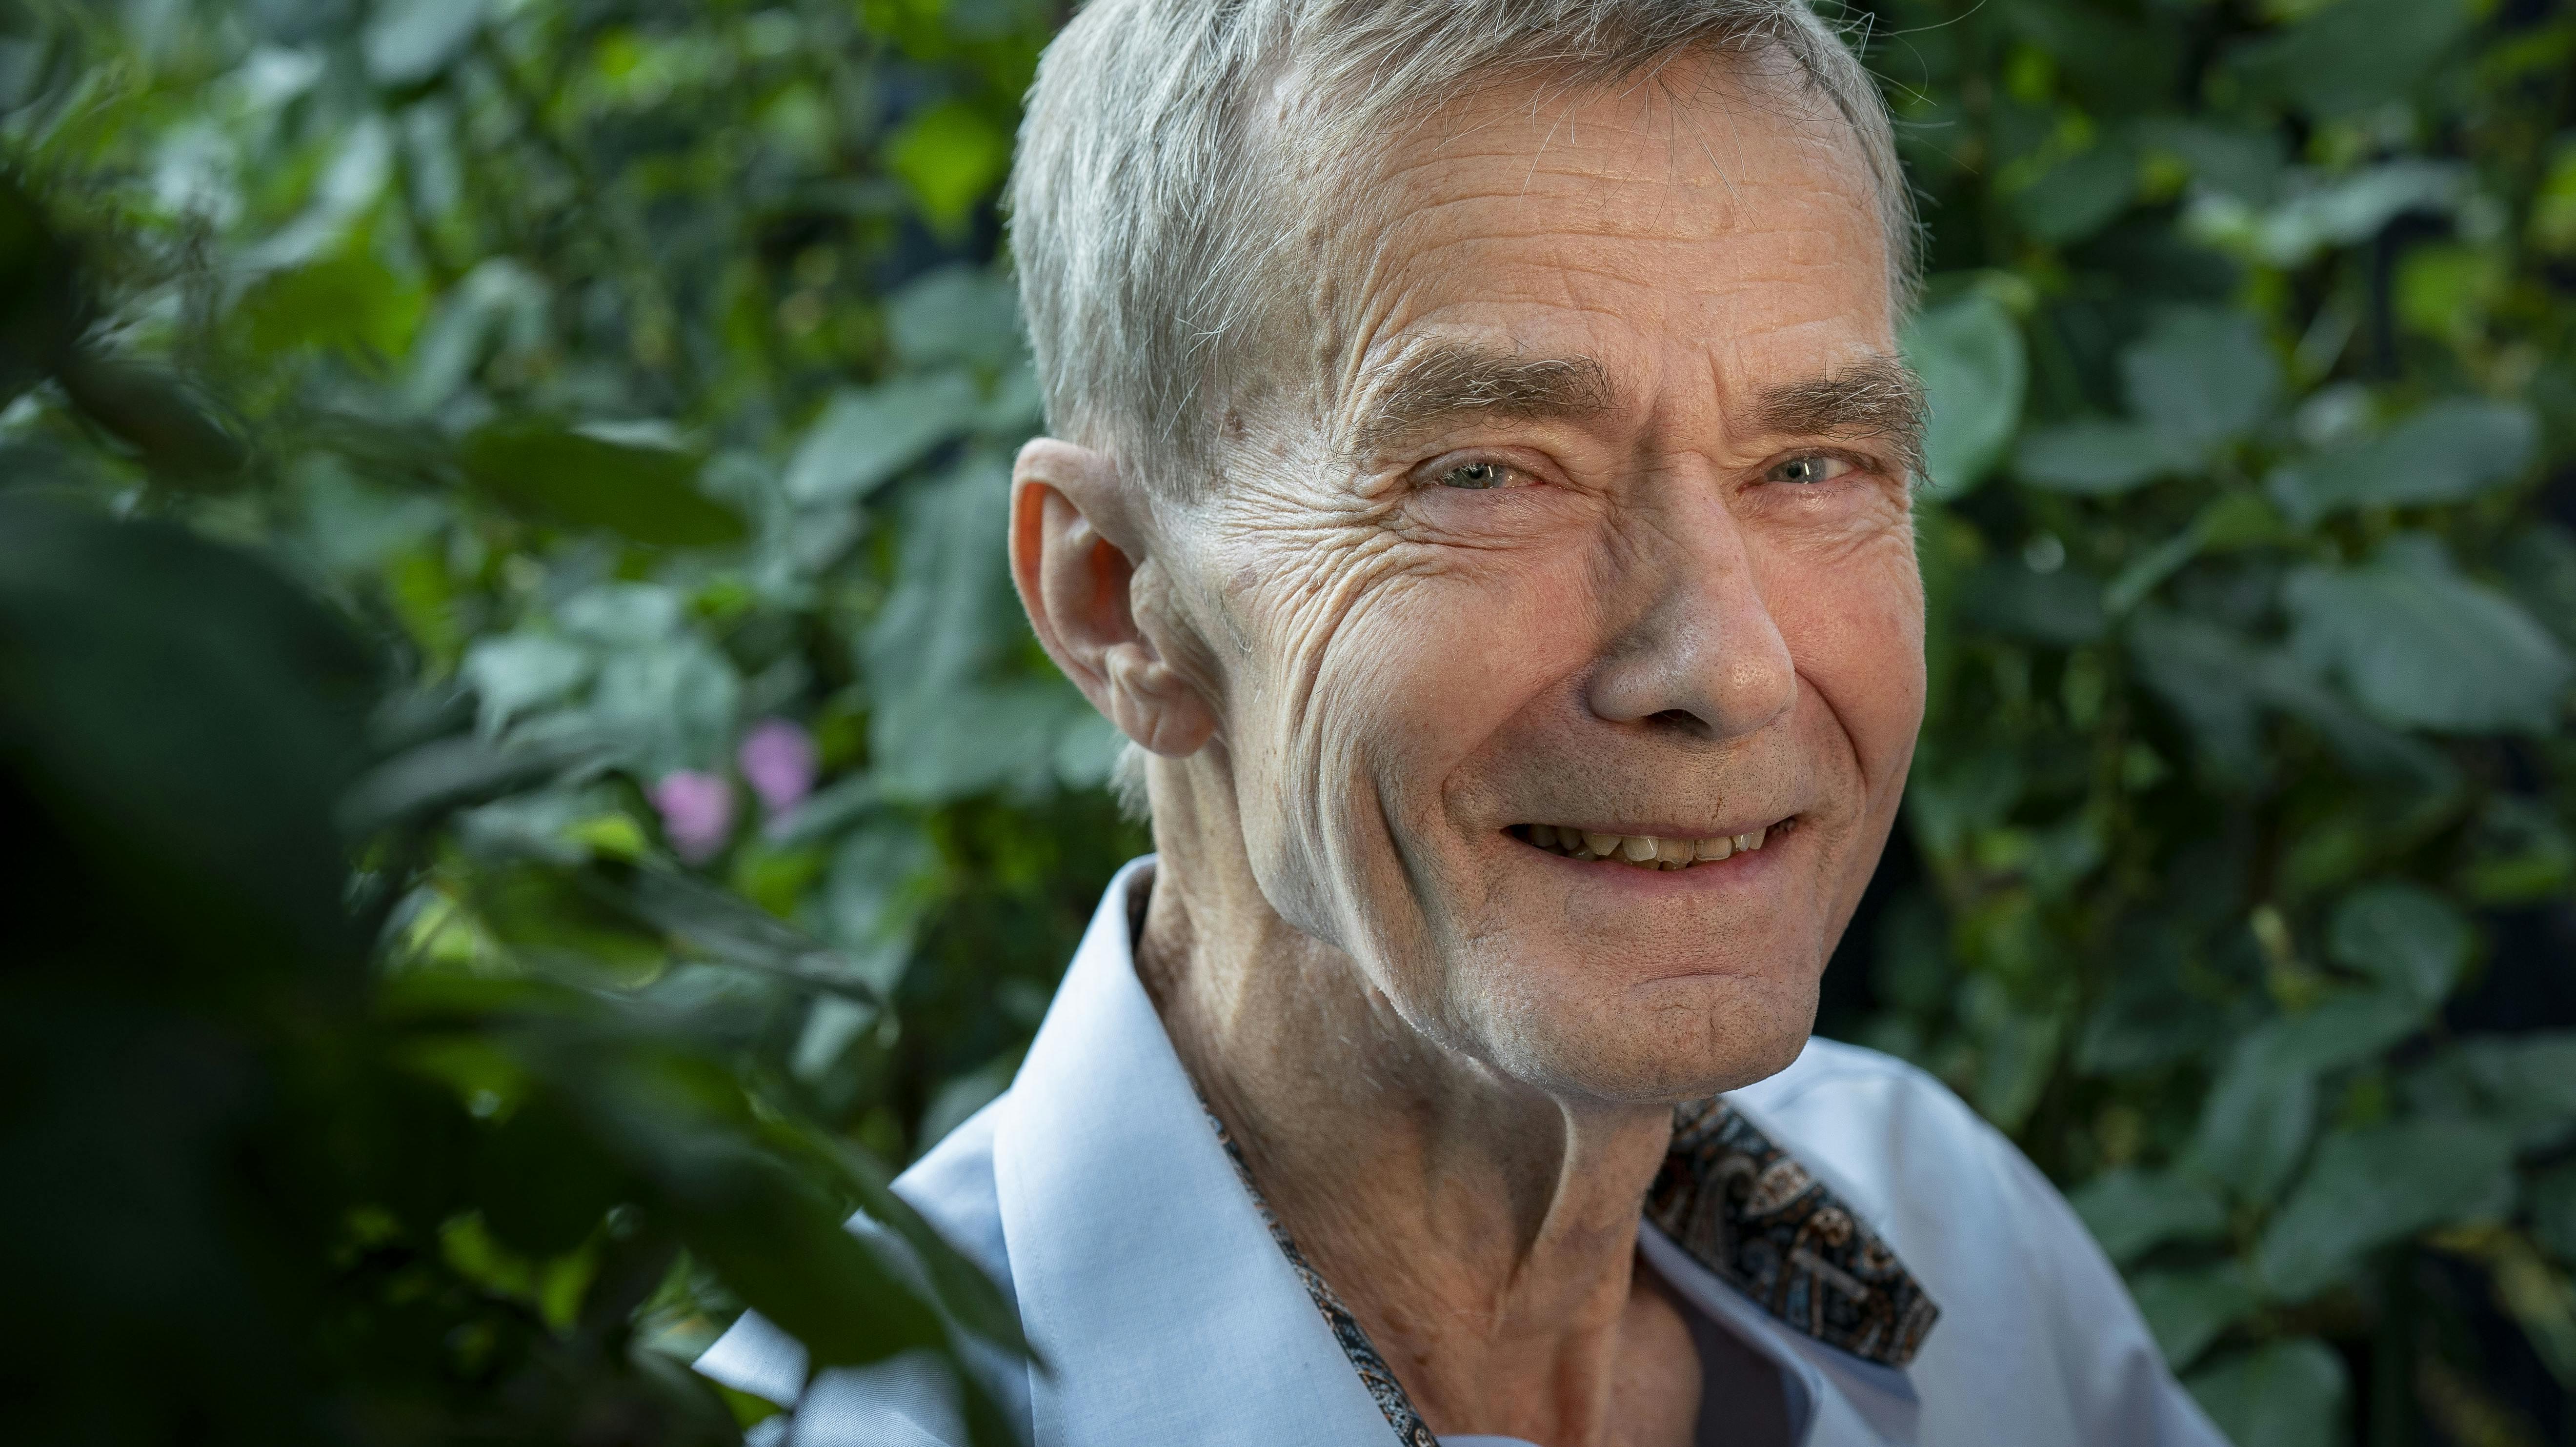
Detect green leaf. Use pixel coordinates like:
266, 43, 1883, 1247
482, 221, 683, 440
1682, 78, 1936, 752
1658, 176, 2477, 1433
2077, 932, 2222, 1077
2325, 883, 2469, 1008
656, 1145, 952, 1371
2011, 143, 2137, 246
795, 1125, 1034, 1362
2187, 990, 2425, 1205
240, 252, 427, 361
2457, 795, 2576, 905
2014, 421, 2190, 496
888, 266, 1026, 372
362, 0, 488, 87
2269, 399, 2538, 525
2131, 1263, 2255, 1370
58, 356, 246, 488
621, 867, 881, 1001
2126, 614, 2445, 788
461, 632, 594, 733
1901, 292, 2025, 494
2283, 536, 2572, 735
2451, 1034, 2576, 1151
2069, 1167, 2229, 1264
1960, 561, 2106, 645
2186, 1339, 2348, 1447
860, 455, 1095, 803
2263, 990, 2429, 1075
2500, 523, 2576, 650
459, 421, 746, 546
2228, 0, 2473, 119
558, 583, 685, 647
340, 732, 607, 838
2137, 120, 2288, 205
2534, 1166, 2576, 1264
2254, 1120, 2517, 1300
2128, 612, 2268, 781
469, 1093, 634, 1257
2200, 162, 2470, 269
2119, 308, 2280, 453
0, 172, 83, 403
784, 373, 983, 507
2189, 1041, 2317, 1206
584, 633, 742, 777
889, 101, 1011, 236
823, 819, 937, 982
0, 497, 373, 973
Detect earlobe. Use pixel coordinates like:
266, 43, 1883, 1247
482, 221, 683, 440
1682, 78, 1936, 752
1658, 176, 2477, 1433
1009, 440, 1219, 760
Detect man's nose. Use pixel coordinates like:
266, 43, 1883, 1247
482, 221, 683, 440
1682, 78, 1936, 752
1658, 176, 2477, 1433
1582, 489, 1796, 742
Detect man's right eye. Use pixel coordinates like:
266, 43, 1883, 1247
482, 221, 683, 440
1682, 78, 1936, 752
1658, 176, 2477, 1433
1434, 461, 1513, 489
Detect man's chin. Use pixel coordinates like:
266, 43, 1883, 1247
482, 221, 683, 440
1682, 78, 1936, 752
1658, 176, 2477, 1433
1467, 968, 1822, 1106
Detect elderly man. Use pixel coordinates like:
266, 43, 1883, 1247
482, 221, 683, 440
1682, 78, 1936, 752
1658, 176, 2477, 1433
701, 2, 2224, 1444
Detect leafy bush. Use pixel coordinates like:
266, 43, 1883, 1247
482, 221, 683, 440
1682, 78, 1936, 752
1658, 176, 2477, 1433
2, 0, 2570, 1443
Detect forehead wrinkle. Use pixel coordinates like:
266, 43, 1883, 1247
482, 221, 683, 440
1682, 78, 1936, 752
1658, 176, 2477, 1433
1346, 342, 1618, 457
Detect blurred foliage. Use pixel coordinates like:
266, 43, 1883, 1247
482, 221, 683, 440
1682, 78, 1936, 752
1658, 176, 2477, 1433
1, 0, 2572, 1444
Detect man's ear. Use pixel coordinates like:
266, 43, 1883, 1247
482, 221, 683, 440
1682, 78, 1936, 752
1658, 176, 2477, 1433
1009, 438, 1219, 759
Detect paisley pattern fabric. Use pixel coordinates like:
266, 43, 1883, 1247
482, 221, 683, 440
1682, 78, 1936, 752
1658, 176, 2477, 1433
1210, 1096, 1940, 1445
1646, 1096, 1941, 1369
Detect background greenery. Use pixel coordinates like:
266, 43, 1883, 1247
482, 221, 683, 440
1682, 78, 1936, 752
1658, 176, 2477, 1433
2, 0, 2571, 1443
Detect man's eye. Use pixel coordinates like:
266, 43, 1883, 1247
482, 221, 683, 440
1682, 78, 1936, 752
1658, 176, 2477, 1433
1434, 461, 1515, 490
1767, 454, 1852, 485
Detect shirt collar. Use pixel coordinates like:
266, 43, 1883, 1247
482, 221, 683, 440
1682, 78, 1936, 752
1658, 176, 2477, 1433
997, 857, 1939, 1446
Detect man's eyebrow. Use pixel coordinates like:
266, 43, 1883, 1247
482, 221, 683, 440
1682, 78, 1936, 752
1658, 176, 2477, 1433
1755, 353, 1929, 482
1349, 344, 1929, 480
1349, 344, 1616, 455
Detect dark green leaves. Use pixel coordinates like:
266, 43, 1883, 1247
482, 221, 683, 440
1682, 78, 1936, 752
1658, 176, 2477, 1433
2014, 309, 2279, 495
2121, 309, 2281, 455
2254, 1121, 2516, 1301
2269, 399, 2538, 524
1903, 292, 2027, 493
0, 170, 83, 403
363, 0, 487, 87
2188, 991, 2428, 1205
2132, 1263, 2254, 1369
2071, 1168, 2229, 1264
2284, 538, 2572, 735
2187, 1339, 2348, 1447
1962, 561, 2107, 645
2325, 884, 2469, 1009
2013, 421, 2195, 496
0, 495, 373, 977
2228, 0, 2473, 119
460, 422, 746, 546
785, 375, 984, 508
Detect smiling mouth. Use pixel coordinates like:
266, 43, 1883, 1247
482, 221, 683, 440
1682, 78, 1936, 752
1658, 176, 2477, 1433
1509, 818, 1798, 871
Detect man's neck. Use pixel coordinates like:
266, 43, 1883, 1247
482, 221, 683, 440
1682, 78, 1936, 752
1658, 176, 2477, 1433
1132, 779, 1701, 1446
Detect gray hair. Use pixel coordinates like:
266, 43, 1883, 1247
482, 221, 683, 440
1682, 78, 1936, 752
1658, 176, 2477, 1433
1006, 0, 1917, 497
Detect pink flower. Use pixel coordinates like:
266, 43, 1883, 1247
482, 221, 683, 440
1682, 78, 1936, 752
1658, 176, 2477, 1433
737, 717, 818, 819
650, 770, 737, 864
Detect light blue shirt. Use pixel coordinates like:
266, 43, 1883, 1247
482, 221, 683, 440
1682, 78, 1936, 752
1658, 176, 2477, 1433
699, 857, 2224, 1447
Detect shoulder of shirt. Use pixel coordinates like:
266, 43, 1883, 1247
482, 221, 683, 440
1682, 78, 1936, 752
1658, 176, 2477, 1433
1722, 1035, 2034, 1235
693, 1099, 1017, 1417
892, 1096, 1011, 1283
1730, 1033, 1985, 1132
1739, 1031, 1947, 1094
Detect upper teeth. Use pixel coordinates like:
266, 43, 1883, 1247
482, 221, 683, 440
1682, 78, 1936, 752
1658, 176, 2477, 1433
1526, 823, 1771, 869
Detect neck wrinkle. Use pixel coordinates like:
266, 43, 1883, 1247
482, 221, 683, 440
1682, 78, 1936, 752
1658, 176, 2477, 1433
1136, 751, 1683, 1444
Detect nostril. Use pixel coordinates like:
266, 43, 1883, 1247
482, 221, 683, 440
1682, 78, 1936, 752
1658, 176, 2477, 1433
1645, 708, 1703, 734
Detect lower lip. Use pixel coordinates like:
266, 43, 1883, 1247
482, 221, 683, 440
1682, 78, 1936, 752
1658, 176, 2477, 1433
1510, 827, 1795, 888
